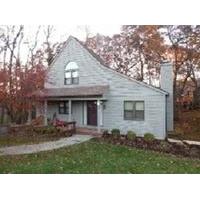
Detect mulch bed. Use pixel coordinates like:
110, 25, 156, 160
8, 125, 73, 139
99, 134, 200, 159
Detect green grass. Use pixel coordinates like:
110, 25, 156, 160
0, 138, 200, 173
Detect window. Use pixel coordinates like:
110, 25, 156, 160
124, 101, 144, 120
64, 62, 79, 85
59, 101, 69, 114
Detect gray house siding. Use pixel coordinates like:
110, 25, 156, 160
71, 101, 83, 126
103, 95, 166, 139
44, 37, 168, 139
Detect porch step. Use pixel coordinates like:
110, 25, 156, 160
76, 127, 102, 137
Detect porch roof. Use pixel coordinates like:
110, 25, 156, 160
33, 85, 109, 98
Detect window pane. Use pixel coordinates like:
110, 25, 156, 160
65, 107, 69, 114
124, 111, 133, 120
72, 77, 79, 84
65, 71, 71, 78
65, 62, 79, 70
124, 102, 133, 110
72, 70, 78, 78
136, 102, 144, 110
135, 110, 144, 120
65, 102, 69, 109
59, 102, 64, 107
59, 108, 65, 114
65, 78, 71, 85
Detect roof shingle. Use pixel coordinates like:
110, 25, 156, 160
33, 85, 109, 98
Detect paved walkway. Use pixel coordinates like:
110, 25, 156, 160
168, 138, 200, 146
0, 134, 94, 156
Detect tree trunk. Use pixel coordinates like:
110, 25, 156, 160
139, 50, 144, 81
190, 65, 199, 108
173, 69, 179, 121
0, 106, 5, 124
192, 81, 199, 108
173, 47, 181, 121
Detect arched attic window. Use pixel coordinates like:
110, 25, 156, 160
64, 61, 79, 85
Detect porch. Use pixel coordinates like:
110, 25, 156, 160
32, 85, 109, 133
44, 99, 105, 133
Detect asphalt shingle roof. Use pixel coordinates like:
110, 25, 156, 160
33, 85, 109, 98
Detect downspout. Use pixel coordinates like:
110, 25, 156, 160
165, 94, 168, 139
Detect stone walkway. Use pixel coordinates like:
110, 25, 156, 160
0, 134, 94, 156
168, 138, 200, 146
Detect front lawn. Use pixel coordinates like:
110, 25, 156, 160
0, 138, 200, 173
0, 133, 64, 147
0, 125, 70, 147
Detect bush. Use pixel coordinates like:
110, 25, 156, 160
144, 133, 155, 142
160, 141, 171, 150
42, 127, 47, 134
102, 130, 110, 137
47, 126, 58, 134
126, 131, 137, 140
35, 126, 57, 135
25, 125, 35, 134
111, 129, 120, 139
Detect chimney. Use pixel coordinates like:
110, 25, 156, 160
160, 61, 174, 132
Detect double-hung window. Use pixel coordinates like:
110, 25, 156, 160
58, 101, 69, 114
64, 62, 79, 85
124, 101, 144, 120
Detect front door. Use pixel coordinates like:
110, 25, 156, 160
87, 101, 97, 126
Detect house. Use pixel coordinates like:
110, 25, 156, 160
33, 36, 173, 140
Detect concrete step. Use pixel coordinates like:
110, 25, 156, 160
76, 127, 102, 137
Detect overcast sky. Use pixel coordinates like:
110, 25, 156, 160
16, 25, 121, 63
39, 25, 121, 42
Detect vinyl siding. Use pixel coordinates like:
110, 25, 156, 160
44, 37, 167, 139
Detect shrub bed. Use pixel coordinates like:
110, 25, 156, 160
9, 125, 73, 139
144, 133, 155, 142
102, 130, 110, 138
102, 132, 200, 159
111, 129, 120, 139
126, 131, 136, 141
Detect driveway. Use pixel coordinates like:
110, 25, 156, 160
0, 134, 94, 156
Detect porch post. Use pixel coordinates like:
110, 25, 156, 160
97, 99, 101, 133
44, 100, 48, 126
83, 101, 87, 125
68, 100, 72, 121
36, 102, 40, 118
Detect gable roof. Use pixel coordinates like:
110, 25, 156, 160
50, 36, 168, 95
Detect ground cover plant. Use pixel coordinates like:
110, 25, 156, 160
0, 138, 200, 173
0, 125, 72, 147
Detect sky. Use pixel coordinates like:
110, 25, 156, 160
22, 25, 122, 46
21, 25, 122, 46
42, 25, 121, 42
17, 25, 122, 64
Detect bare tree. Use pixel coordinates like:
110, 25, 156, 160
43, 25, 55, 66
26, 26, 41, 67
3, 25, 24, 122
